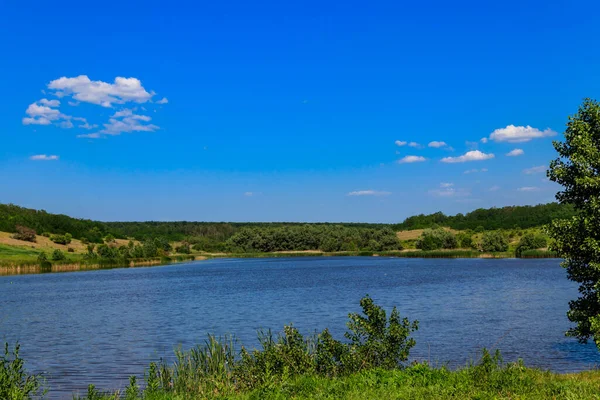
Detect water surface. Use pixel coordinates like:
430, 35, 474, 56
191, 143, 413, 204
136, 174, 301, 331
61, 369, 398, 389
1, 257, 599, 399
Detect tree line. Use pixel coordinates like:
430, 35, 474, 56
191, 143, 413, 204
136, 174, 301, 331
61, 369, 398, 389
225, 225, 402, 253
395, 203, 575, 231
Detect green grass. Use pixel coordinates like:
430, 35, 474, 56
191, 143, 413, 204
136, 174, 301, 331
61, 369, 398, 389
0, 244, 42, 261
73, 359, 600, 400
520, 249, 559, 258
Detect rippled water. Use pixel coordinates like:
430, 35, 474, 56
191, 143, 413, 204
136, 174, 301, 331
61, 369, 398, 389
1, 257, 599, 399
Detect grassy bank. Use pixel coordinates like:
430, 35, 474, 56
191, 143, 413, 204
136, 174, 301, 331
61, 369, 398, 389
68, 363, 600, 400
0, 249, 560, 276
202, 249, 547, 260
0, 255, 199, 276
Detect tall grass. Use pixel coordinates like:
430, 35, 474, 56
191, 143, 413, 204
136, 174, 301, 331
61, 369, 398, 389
520, 249, 558, 258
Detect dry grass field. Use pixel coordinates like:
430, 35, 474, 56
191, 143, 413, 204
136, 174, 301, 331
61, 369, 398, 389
0, 231, 133, 254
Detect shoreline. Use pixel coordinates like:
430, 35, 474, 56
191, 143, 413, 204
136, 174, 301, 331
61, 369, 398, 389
0, 250, 559, 276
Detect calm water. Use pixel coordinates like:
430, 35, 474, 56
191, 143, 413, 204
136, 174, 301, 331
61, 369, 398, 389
1, 257, 599, 399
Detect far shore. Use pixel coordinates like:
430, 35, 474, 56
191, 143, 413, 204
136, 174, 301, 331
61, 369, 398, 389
0, 249, 559, 276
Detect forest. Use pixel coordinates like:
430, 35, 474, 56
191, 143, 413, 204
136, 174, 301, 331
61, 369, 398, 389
0, 202, 574, 248
393, 203, 575, 231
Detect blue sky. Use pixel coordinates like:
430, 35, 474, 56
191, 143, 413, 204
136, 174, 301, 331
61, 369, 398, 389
1, 0, 598, 222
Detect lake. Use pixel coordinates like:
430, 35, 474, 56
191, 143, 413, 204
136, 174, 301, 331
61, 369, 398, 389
1, 257, 599, 399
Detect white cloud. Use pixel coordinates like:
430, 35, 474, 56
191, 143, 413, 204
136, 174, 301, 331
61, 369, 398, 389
441, 150, 494, 163
395, 140, 407, 147
48, 75, 155, 107
347, 190, 391, 196
488, 185, 500, 192
488, 125, 557, 143
39, 98, 60, 107
77, 133, 101, 139
99, 110, 158, 136
429, 183, 469, 198
72, 117, 97, 130
30, 154, 59, 161
506, 148, 524, 157
22, 100, 69, 126
244, 192, 254, 197
464, 168, 488, 174
523, 165, 546, 174
398, 155, 427, 164
156, 97, 168, 104
480, 137, 488, 144
408, 141, 421, 148
518, 186, 540, 192
428, 141, 448, 148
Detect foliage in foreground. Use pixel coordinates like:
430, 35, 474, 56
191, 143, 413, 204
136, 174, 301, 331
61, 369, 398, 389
548, 98, 600, 348
75, 350, 600, 400
0, 343, 45, 400
5, 296, 600, 400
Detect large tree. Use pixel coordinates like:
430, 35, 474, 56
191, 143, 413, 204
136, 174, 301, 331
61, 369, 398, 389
548, 98, 600, 347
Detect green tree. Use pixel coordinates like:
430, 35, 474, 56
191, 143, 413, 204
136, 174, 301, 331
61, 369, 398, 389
547, 98, 600, 347
51, 249, 66, 261
515, 233, 547, 257
480, 231, 508, 252
457, 232, 474, 249
416, 228, 457, 251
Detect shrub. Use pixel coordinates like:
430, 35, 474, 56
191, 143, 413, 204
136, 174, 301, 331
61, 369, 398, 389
175, 242, 191, 254
416, 228, 457, 250
51, 249, 66, 261
96, 244, 118, 259
11, 225, 36, 243
0, 343, 45, 399
481, 231, 509, 252
50, 233, 72, 245
515, 233, 548, 257
233, 295, 418, 389
41, 232, 51, 238
154, 237, 172, 252
67, 247, 75, 253
37, 252, 47, 262
142, 240, 158, 257
457, 233, 474, 249
104, 234, 116, 244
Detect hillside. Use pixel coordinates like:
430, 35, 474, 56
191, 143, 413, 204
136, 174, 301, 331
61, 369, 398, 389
0, 202, 575, 244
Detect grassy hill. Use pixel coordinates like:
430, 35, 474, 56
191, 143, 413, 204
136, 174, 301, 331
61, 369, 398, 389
0, 202, 569, 266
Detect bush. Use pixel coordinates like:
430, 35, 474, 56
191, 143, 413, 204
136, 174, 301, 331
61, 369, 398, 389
51, 249, 66, 261
175, 242, 191, 254
67, 247, 75, 253
11, 225, 37, 243
37, 252, 47, 262
50, 233, 72, 245
457, 232, 474, 249
233, 295, 418, 389
0, 343, 45, 399
480, 231, 509, 252
515, 233, 548, 257
154, 237, 172, 252
41, 232, 51, 238
416, 228, 457, 250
